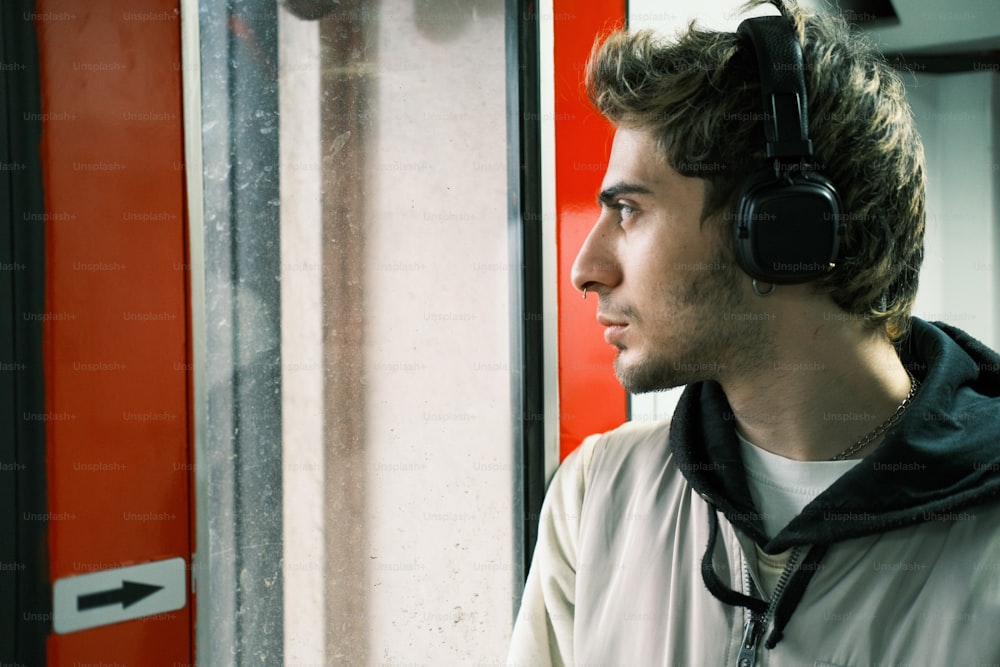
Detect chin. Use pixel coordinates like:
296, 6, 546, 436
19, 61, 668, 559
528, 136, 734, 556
614, 353, 686, 394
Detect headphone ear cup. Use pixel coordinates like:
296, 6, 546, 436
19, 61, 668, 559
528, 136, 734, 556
733, 168, 843, 284
733, 168, 777, 280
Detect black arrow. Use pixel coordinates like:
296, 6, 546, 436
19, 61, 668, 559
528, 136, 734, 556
77, 580, 164, 611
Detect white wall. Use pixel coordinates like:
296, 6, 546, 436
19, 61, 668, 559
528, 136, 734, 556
907, 71, 999, 350
279, 8, 325, 666
279, 1, 514, 663
364, 1, 514, 662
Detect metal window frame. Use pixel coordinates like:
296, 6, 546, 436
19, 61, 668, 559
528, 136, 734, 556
507, 0, 549, 608
182, 0, 284, 663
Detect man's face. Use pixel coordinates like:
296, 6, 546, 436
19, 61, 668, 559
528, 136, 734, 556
570, 126, 769, 393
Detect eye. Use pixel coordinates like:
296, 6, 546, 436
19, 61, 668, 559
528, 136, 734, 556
616, 202, 636, 223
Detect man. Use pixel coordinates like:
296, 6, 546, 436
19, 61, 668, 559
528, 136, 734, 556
508, 0, 1000, 665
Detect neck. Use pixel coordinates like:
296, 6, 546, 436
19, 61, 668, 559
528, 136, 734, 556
721, 312, 912, 462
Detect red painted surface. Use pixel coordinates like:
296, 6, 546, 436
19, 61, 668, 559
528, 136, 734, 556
553, 0, 628, 460
35, 1, 194, 664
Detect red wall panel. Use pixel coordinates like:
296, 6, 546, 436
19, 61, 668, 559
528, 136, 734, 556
34, 1, 193, 663
553, 0, 628, 460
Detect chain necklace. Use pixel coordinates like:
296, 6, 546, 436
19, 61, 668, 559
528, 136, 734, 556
830, 370, 919, 461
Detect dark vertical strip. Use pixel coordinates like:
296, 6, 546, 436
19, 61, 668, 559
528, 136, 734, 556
0, 7, 20, 659
507, 0, 546, 602
0, 1, 48, 664
320, 3, 374, 661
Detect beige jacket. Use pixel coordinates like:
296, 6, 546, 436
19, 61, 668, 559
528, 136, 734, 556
507, 419, 1000, 667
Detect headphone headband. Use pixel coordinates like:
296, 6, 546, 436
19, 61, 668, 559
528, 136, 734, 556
731, 15, 843, 285
737, 17, 814, 160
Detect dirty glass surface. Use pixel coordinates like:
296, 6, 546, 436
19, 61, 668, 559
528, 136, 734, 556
193, 0, 515, 664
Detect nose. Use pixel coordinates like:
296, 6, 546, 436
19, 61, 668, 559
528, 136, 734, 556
570, 213, 621, 294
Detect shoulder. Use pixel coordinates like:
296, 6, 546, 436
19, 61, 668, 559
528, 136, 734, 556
555, 420, 678, 521
585, 418, 674, 482
543, 419, 676, 526
543, 421, 670, 512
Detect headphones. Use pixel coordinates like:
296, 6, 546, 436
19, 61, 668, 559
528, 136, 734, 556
733, 16, 844, 284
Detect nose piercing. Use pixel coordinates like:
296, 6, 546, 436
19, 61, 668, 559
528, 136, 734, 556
582, 288, 588, 300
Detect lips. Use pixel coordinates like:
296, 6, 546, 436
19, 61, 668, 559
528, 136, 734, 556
597, 314, 629, 346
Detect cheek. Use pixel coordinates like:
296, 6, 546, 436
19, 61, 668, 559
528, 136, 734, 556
625, 234, 674, 280
635, 245, 691, 293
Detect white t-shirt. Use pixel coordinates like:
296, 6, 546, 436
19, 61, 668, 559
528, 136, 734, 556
736, 430, 862, 539
737, 431, 862, 595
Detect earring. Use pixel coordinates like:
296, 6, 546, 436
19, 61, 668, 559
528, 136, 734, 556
752, 279, 776, 297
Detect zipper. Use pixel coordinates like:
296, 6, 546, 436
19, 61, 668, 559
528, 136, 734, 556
735, 546, 805, 667
737, 615, 762, 667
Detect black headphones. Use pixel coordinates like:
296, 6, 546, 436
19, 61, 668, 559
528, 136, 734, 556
733, 16, 843, 284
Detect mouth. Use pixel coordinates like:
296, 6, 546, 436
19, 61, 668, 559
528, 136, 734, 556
597, 314, 629, 346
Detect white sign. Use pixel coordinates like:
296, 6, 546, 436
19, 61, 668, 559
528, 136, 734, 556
53, 557, 187, 634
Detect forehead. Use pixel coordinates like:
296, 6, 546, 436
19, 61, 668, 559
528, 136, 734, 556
602, 126, 705, 204
603, 126, 663, 186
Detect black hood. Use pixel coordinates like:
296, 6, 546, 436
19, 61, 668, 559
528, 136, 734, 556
670, 317, 1000, 554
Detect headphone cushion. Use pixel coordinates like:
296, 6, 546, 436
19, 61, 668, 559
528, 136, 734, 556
733, 168, 842, 284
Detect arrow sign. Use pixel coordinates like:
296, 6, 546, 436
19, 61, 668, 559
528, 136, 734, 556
54, 557, 186, 634
77, 580, 164, 611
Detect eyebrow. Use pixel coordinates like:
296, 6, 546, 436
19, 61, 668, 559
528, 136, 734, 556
597, 182, 654, 206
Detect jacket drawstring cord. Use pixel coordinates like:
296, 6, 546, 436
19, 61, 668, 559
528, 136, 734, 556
763, 543, 829, 649
700, 506, 768, 615
701, 505, 830, 651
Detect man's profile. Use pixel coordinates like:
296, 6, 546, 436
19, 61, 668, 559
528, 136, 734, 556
507, 0, 1000, 664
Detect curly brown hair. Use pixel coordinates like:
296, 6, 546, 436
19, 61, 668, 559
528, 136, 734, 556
586, 0, 925, 340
